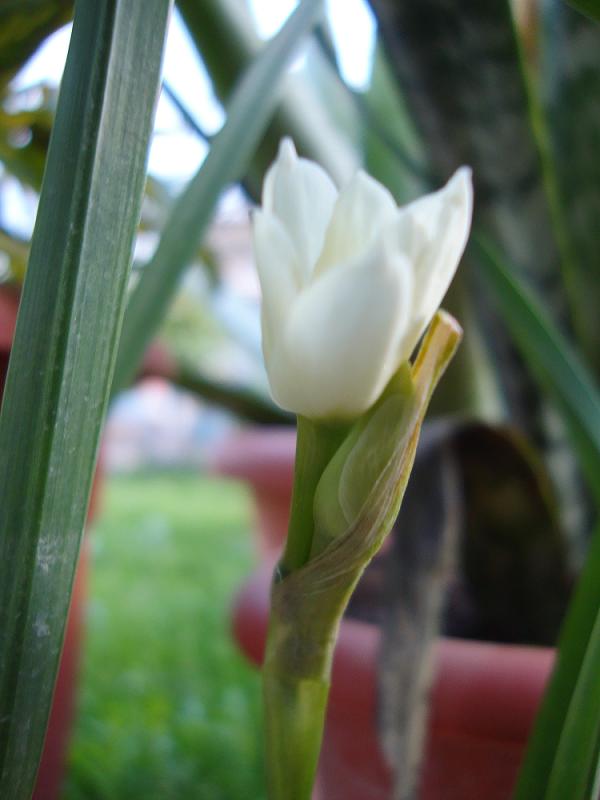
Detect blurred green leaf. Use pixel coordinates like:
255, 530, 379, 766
473, 235, 600, 505
567, 0, 600, 23
0, 84, 56, 191
112, 0, 325, 393
174, 361, 291, 426
542, 0, 600, 375
0, 0, 73, 90
545, 599, 600, 799
0, 1, 169, 796
515, 528, 600, 798
0, 226, 29, 283
360, 45, 428, 202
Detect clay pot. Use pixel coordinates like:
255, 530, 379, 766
232, 564, 554, 800
210, 427, 296, 558
1, 286, 102, 800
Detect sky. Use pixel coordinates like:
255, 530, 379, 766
13, 0, 376, 186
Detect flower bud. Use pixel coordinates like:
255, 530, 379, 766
253, 139, 473, 420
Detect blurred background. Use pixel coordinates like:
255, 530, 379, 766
1, 0, 599, 797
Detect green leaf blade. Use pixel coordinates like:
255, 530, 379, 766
567, 0, 600, 24
0, 1, 170, 795
514, 529, 600, 799
473, 235, 600, 505
545, 600, 600, 800
542, 0, 600, 376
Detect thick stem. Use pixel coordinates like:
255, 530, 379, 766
262, 593, 339, 800
264, 416, 347, 799
262, 313, 462, 800
263, 656, 330, 800
279, 416, 347, 573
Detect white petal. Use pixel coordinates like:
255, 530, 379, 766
391, 166, 473, 359
315, 170, 397, 275
252, 210, 301, 358
262, 138, 338, 280
266, 242, 414, 419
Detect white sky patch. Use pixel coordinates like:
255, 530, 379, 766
326, 0, 375, 89
4, 1, 375, 223
249, 0, 375, 89
148, 9, 223, 181
147, 128, 208, 183
161, 9, 225, 137
12, 24, 71, 88
248, 0, 299, 38
0, 172, 37, 238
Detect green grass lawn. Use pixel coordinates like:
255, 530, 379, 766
62, 472, 266, 800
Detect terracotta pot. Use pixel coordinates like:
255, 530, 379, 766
232, 565, 554, 800
209, 427, 296, 558
1, 286, 102, 800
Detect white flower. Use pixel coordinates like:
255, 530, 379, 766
253, 138, 473, 420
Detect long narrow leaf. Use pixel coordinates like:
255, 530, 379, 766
567, 0, 600, 23
0, 0, 72, 90
545, 570, 600, 799
542, 0, 600, 375
0, 1, 170, 796
477, 229, 600, 799
514, 528, 600, 798
473, 235, 600, 504
112, 0, 324, 393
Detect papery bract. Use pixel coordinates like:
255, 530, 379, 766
253, 138, 473, 420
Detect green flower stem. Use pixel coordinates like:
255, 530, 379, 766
262, 312, 462, 800
263, 626, 332, 800
279, 416, 347, 573
264, 417, 349, 799
263, 566, 351, 800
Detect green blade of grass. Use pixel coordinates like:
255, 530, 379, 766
541, 0, 600, 376
0, 0, 73, 91
112, 0, 324, 394
567, 0, 600, 23
544, 580, 600, 799
0, 1, 170, 796
473, 234, 600, 505
475, 234, 600, 798
514, 529, 600, 798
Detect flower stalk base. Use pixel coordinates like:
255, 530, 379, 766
262, 311, 463, 800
